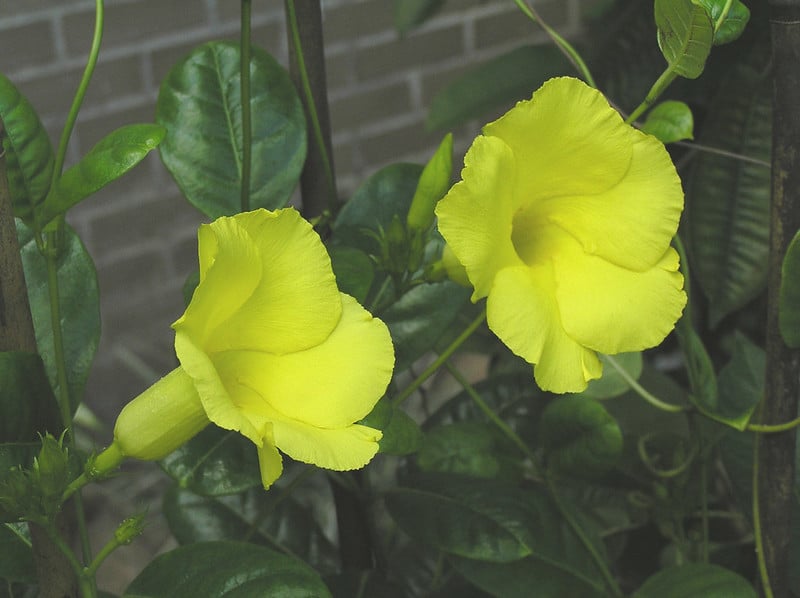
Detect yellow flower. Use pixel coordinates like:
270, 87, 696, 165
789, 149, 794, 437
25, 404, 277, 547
435, 77, 686, 393
99, 208, 394, 489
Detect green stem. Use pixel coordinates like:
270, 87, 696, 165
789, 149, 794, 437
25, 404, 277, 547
391, 309, 487, 408
753, 427, 775, 598
545, 472, 623, 597
285, 0, 337, 212
512, 0, 596, 88
44, 524, 96, 598
699, 454, 709, 563
625, 67, 678, 125
45, 242, 72, 432
83, 533, 123, 579
240, 0, 252, 213
52, 0, 104, 181
747, 414, 800, 433
444, 361, 535, 461
604, 355, 687, 413
714, 0, 734, 34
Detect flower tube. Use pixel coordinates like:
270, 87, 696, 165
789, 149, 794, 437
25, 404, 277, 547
435, 77, 686, 393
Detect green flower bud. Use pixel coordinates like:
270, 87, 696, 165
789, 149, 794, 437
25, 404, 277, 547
407, 133, 453, 233
115, 513, 146, 545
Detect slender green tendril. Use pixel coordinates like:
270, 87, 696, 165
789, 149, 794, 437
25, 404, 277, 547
604, 355, 687, 413
753, 421, 775, 598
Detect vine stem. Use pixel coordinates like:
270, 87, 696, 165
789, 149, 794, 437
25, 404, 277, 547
391, 309, 486, 408
604, 355, 687, 413
753, 425, 775, 598
240, 0, 252, 213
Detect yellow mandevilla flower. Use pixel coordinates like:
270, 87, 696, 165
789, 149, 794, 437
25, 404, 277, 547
435, 77, 687, 394
96, 208, 394, 489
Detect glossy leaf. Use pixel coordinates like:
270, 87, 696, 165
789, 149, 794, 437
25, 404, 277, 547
328, 246, 374, 305
426, 45, 573, 131
381, 281, 470, 371
686, 64, 771, 326
713, 332, 764, 430
163, 485, 338, 571
0, 523, 35, 583
640, 100, 694, 143
43, 124, 165, 223
394, 0, 445, 34
779, 229, 800, 347
124, 541, 332, 597
407, 132, 453, 232
695, 0, 750, 45
539, 396, 623, 478
580, 352, 643, 400
655, 0, 713, 79
0, 352, 61, 442
634, 563, 756, 597
160, 425, 261, 496
157, 41, 306, 218
0, 72, 54, 223
17, 221, 99, 413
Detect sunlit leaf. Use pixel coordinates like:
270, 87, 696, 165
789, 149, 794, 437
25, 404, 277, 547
640, 100, 694, 143
654, 0, 713, 79
695, 0, 750, 45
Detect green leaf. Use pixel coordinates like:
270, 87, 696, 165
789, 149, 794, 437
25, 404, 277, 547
779, 229, 800, 348
713, 332, 764, 430
380, 405, 423, 456
394, 0, 445, 34
634, 563, 756, 597
43, 124, 165, 223
124, 541, 332, 597
157, 41, 306, 219
163, 485, 338, 571
17, 221, 100, 413
580, 352, 643, 400
416, 422, 520, 480
426, 45, 573, 131
0, 72, 54, 223
326, 571, 406, 598
641, 100, 694, 143
0, 523, 35, 583
654, 0, 714, 79
407, 133, 453, 232
381, 281, 470, 371
539, 396, 623, 478
328, 246, 374, 305
384, 475, 606, 590
695, 0, 750, 45
0, 352, 61, 442
675, 314, 718, 413
160, 425, 261, 496
686, 65, 771, 326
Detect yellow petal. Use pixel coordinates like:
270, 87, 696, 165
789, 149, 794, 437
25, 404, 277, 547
486, 265, 601, 393
555, 245, 687, 354
257, 427, 283, 489
435, 135, 523, 300
210, 294, 394, 429
272, 419, 382, 471
174, 216, 262, 348
174, 330, 263, 445
483, 77, 634, 203
203, 208, 342, 354
546, 132, 683, 272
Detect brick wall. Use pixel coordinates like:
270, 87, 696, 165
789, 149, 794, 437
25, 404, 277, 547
1, 0, 591, 420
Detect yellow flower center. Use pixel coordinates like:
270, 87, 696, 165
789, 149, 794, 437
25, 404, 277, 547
511, 202, 563, 267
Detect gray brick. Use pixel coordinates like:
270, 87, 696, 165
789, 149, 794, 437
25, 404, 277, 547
76, 102, 155, 153
330, 81, 411, 133
0, 20, 56, 74
359, 118, 439, 168
322, 0, 394, 44
474, 1, 567, 50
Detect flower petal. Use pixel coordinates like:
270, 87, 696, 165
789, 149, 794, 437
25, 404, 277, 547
174, 216, 262, 347
483, 77, 634, 202
257, 427, 283, 489
272, 419, 382, 471
547, 132, 683, 271
210, 294, 394, 429
205, 208, 342, 354
486, 265, 602, 393
555, 245, 687, 354
435, 135, 523, 300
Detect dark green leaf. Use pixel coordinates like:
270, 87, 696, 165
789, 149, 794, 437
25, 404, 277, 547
43, 124, 165, 222
163, 485, 338, 571
124, 541, 332, 597
695, 0, 750, 45
539, 396, 623, 478
394, 0, 446, 34
160, 425, 261, 496
654, 0, 714, 79
416, 422, 520, 480
641, 100, 694, 143
0, 523, 35, 583
675, 317, 718, 412
17, 221, 99, 413
328, 246, 374, 304
157, 41, 306, 218
686, 64, 771, 326
0, 73, 54, 223
0, 352, 60, 442
779, 229, 800, 347
326, 571, 406, 598
714, 332, 764, 430
634, 563, 756, 597
379, 405, 423, 456
381, 281, 470, 371
426, 45, 573, 131
580, 352, 643, 400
